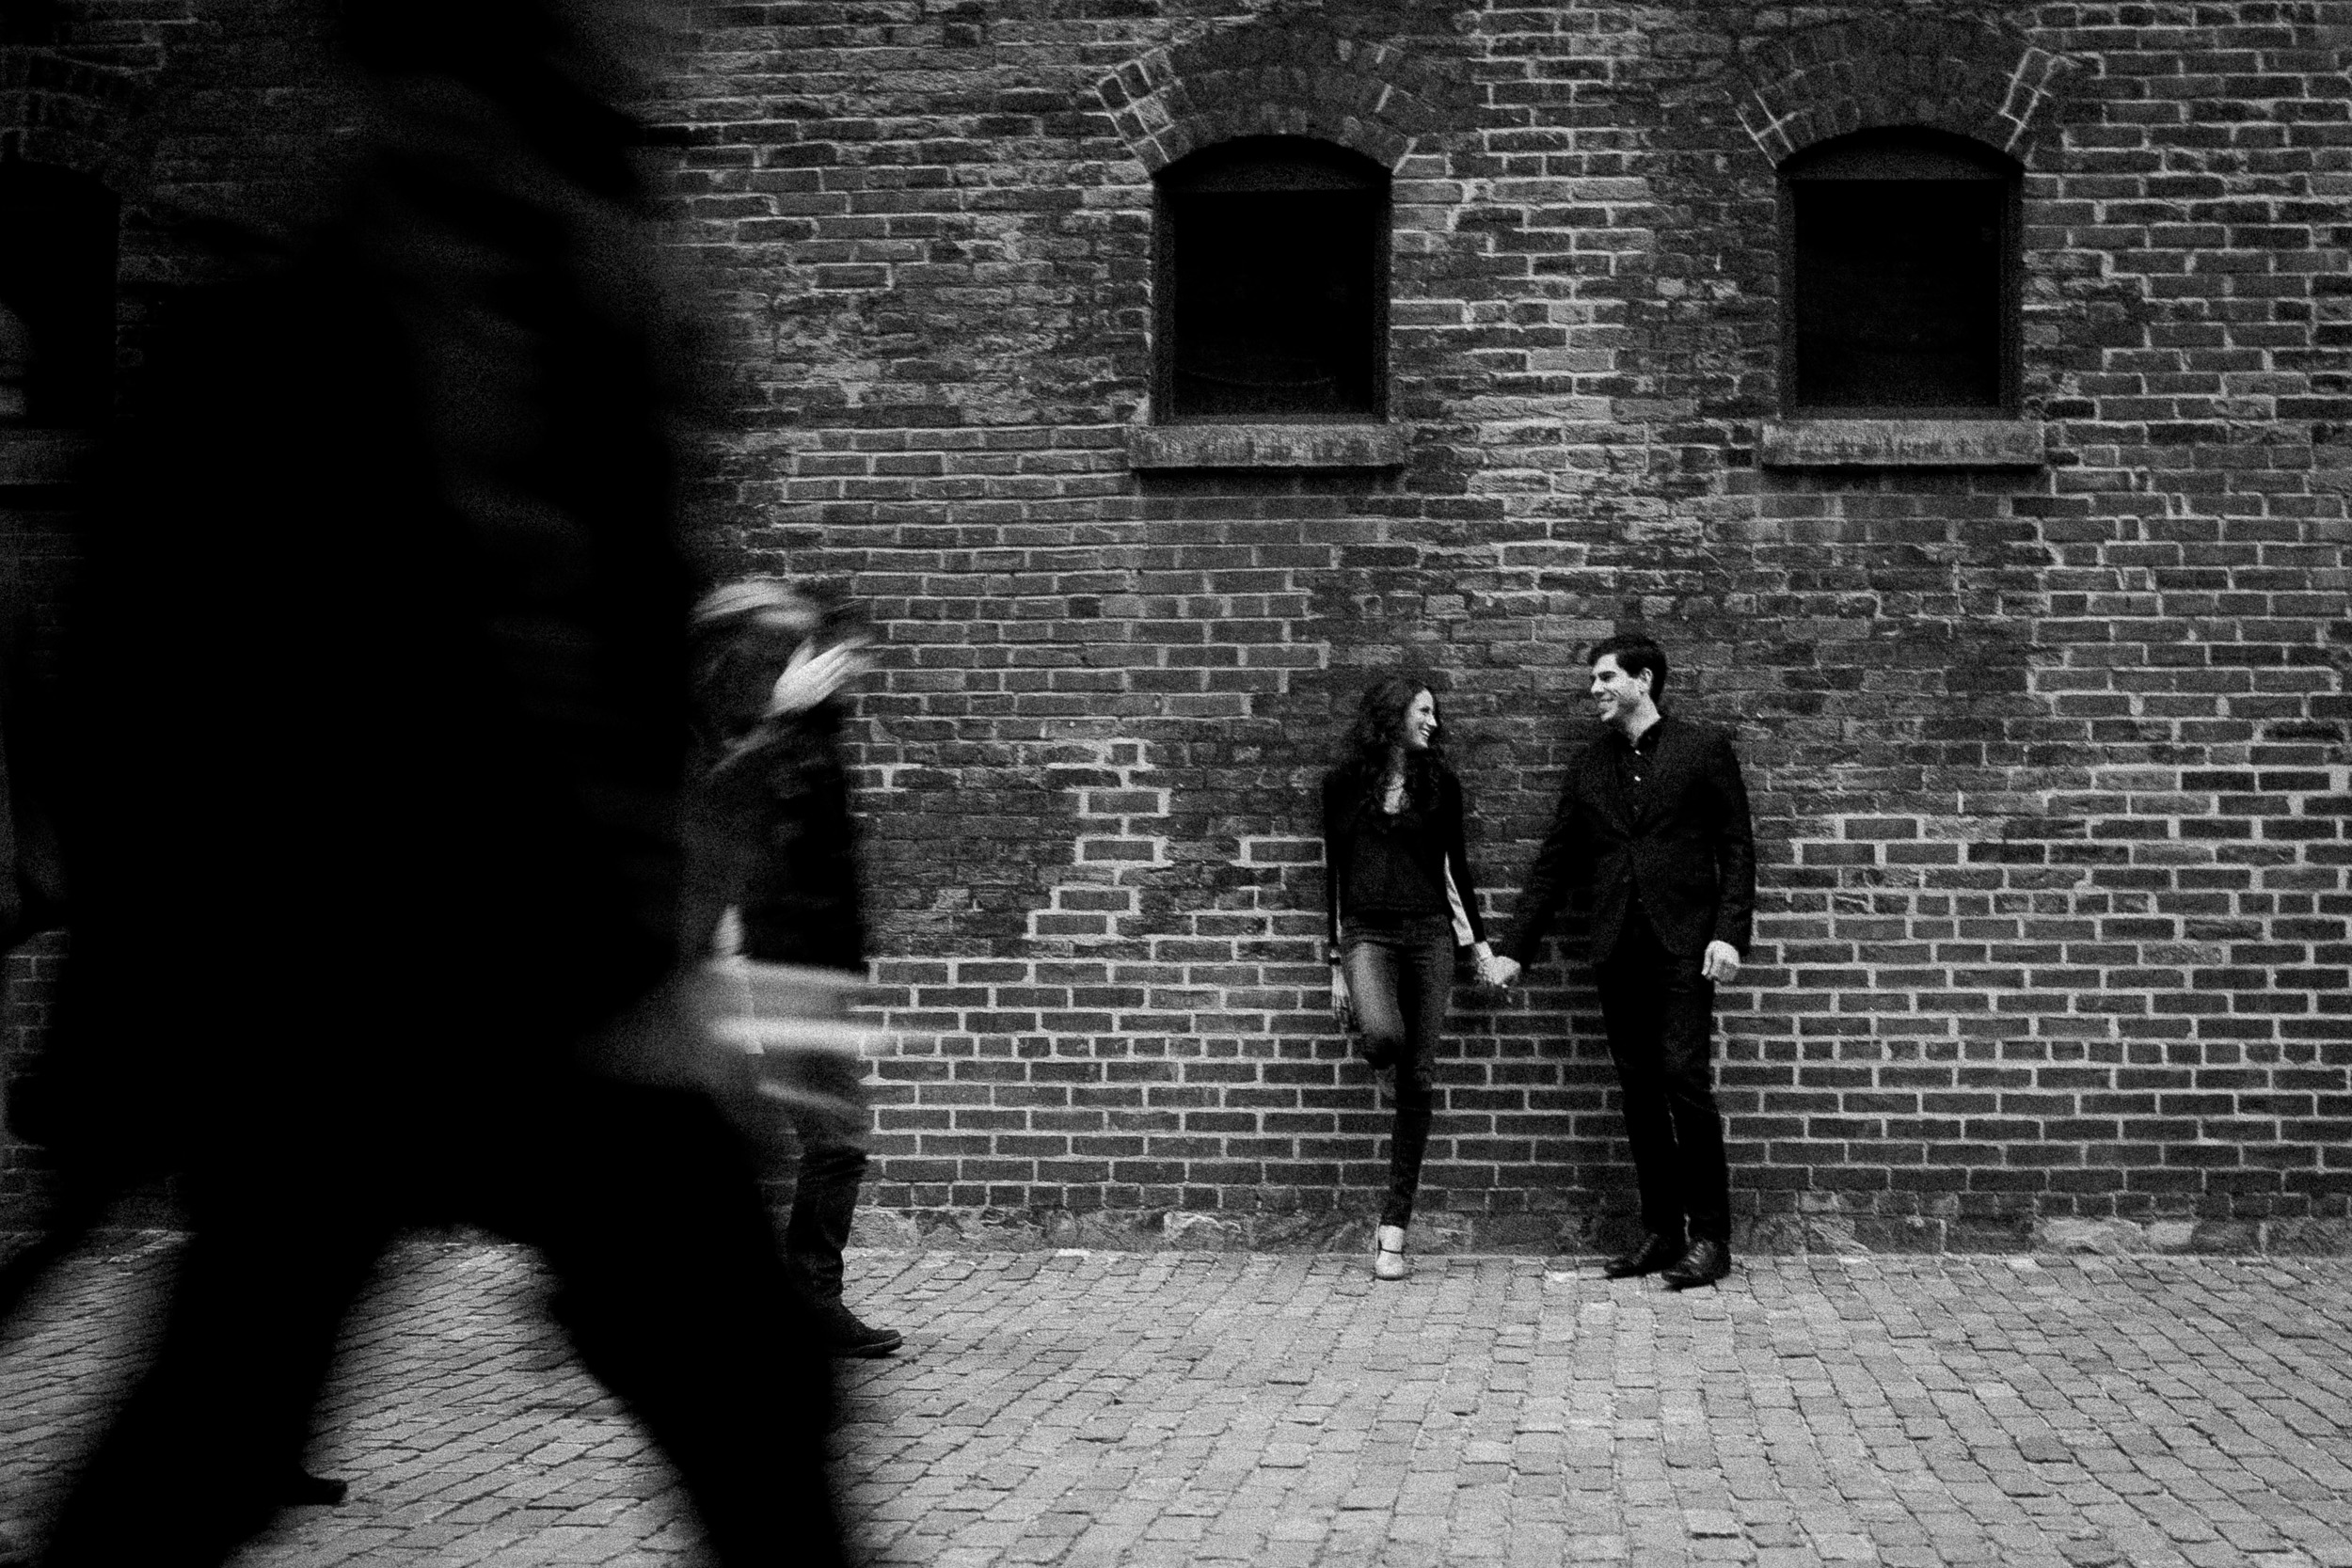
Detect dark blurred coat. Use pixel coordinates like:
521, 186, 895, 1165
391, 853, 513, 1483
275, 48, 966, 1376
18, 7, 852, 1564
0, 568, 64, 950
685, 699, 868, 973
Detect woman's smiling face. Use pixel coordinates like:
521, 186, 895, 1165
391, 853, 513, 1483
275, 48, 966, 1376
1402, 688, 1438, 750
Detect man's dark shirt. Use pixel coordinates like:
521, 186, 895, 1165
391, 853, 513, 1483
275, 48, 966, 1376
1611, 719, 1665, 803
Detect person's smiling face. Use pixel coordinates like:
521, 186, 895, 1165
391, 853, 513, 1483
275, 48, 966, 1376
1589, 654, 1652, 730
1401, 688, 1438, 751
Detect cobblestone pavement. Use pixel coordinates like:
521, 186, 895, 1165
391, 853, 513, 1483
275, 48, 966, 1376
3, 1237, 2350, 1567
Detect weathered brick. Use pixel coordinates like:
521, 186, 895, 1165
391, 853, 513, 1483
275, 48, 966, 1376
2, 0, 2346, 1246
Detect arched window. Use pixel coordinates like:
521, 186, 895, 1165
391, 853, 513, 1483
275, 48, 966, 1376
1781, 129, 2020, 416
0, 164, 119, 428
1154, 136, 1389, 423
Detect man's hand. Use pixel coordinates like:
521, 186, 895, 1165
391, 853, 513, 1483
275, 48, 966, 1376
1481, 954, 1522, 989
706, 959, 875, 1145
1702, 941, 1741, 984
1330, 967, 1354, 1030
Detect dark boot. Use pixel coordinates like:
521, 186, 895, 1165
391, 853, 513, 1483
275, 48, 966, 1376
813, 1300, 901, 1358
1602, 1233, 1683, 1279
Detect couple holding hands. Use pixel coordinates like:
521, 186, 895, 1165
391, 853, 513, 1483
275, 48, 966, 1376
1321, 635, 1756, 1291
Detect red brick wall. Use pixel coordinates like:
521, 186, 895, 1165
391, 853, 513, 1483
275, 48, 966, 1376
3, 2, 2345, 1253
653, 0, 2351, 1253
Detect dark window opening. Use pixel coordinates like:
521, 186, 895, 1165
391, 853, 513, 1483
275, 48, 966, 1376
1155, 136, 1387, 423
0, 163, 120, 427
1782, 131, 2019, 417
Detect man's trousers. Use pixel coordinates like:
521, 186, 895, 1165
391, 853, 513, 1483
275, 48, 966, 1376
1594, 908, 1731, 1245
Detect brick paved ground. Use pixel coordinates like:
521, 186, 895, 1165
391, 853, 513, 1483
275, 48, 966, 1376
3, 1236, 2349, 1567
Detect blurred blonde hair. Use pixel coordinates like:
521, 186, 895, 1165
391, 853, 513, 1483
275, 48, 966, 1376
689, 577, 822, 638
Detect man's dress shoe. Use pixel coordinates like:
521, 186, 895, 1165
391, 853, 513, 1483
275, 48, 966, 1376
1661, 1238, 1730, 1291
1601, 1234, 1684, 1279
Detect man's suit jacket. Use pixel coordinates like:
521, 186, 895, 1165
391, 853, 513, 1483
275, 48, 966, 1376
1504, 717, 1756, 966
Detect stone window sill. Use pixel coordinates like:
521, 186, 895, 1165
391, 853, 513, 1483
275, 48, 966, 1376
1126, 423, 1407, 471
1759, 419, 2044, 469
0, 429, 102, 487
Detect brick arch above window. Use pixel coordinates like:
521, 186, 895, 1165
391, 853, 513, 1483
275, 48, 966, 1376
1733, 16, 2075, 166
0, 46, 153, 188
1093, 16, 1470, 176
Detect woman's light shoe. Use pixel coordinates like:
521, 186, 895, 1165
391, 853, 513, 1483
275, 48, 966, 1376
1373, 1224, 1409, 1281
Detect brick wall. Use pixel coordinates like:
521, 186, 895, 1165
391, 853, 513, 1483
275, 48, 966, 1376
2, 1, 2345, 1254
654, 0, 2351, 1254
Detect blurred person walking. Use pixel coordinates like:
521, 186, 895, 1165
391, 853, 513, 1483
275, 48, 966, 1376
1322, 675, 1507, 1281
682, 578, 900, 1358
9, 4, 857, 1565
1486, 635, 1756, 1291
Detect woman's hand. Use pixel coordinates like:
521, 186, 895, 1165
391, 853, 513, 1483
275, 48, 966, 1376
1479, 953, 1521, 989
1330, 965, 1354, 1030
767, 640, 868, 716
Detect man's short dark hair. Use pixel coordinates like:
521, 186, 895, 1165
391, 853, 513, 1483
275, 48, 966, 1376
1588, 633, 1668, 702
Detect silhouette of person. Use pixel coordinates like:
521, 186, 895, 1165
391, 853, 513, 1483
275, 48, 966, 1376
683, 579, 902, 1357
15, 6, 856, 1564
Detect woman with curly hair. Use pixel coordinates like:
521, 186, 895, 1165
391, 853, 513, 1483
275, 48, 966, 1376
1322, 673, 1505, 1280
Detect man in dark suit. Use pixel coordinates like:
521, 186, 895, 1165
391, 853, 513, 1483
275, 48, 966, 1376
1486, 634, 1755, 1290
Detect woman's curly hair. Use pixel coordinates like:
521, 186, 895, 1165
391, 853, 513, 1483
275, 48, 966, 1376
1333, 673, 1448, 821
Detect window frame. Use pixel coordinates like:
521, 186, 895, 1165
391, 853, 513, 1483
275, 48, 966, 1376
1151, 135, 1391, 426
1777, 129, 2024, 420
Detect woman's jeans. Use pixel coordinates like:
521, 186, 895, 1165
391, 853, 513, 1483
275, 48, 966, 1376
1342, 914, 1454, 1228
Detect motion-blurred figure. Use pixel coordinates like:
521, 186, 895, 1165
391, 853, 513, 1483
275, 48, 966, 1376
10, 4, 855, 1564
0, 566, 63, 955
684, 579, 900, 1358
0, 555, 84, 1320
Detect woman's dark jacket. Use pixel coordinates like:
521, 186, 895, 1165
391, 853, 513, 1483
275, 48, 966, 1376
1321, 762, 1489, 959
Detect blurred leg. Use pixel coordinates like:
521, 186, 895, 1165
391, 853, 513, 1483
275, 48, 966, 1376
0, 1166, 116, 1330
39, 1176, 385, 1568
507, 1078, 848, 1568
